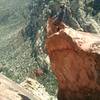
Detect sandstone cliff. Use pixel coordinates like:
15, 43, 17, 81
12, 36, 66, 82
45, 17, 100, 100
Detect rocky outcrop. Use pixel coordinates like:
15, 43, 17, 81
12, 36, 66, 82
60, 0, 100, 34
0, 74, 56, 100
45, 17, 100, 100
0, 74, 37, 100
21, 78, 56, 100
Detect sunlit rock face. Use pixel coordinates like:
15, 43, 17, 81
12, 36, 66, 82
45, 17, 100, 100
0, 74, 56, 100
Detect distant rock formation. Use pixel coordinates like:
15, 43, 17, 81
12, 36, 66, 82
45, 17, 100, 100
62, 0, 100, 34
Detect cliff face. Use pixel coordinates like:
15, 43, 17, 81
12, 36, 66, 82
0, 0, 34, 82
45, 17, 100, 100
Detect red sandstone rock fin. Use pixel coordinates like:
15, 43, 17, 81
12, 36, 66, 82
45, 17, 100, 100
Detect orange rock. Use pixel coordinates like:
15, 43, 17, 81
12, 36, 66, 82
45, 17, 100, 100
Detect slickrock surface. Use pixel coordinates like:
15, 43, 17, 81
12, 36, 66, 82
0, 74, 56, 100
